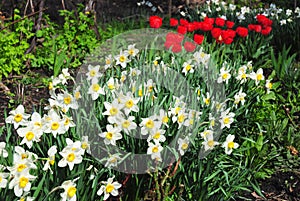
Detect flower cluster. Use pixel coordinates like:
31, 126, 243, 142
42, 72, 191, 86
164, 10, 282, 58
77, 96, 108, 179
149, 13, 273, 45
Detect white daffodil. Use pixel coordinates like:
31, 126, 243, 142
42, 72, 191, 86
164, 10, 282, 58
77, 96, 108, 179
97, 176, 122, 200
217, 66, 231, 84
105, 154, 122, 168
120, 71, 127, 83
249, 68, 264, 85
182, 61, 194, 76
0, 171, 9, 188
234, 88, 246, 106
119, 92, 139, 115
80, 136, 91, 154
7, 147, 37, 176
58, 143, 83, 171
57, 91, 78, 112
222, 134, 239, 155
0, 142, 8, 158
147, 128, 166, 143
126, 44, 139, 57
17, 125, 42, 149
99, 125, 122, 146
86, 64, 102, 80
106, 77, 119, 92
265, 80, 273, 94
140, 116, 161, 135
60, 180, 77, 201
129, 67, 141, 77
102, 99, 124, 124
209, 113, 216, 129
147, 141, 163, 161
115, 50, 130, 68
44, 110, 66, 138
117, 116, 137, 135
200, 128, 213, 139
236, 65, 248, 84
5, 105, 30, 129
88, 78, 105, 100
202, 133, 220, 151
178, 136, 190, 156
183, 109, 201, 127
43, 145, 57, 174
18, 194, 35, 201
157, 109, 169, 127
73, 86, 82, 100
202, 92, 211, 106
104, 54, 113, 69
193, 48, 210, 66
8, 170, 36, 197
219, 109, 235, 129
62, 115, 76, 131
172, 111, 187, 129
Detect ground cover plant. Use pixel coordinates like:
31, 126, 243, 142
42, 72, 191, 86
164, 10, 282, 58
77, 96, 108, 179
0, 0, 299, 200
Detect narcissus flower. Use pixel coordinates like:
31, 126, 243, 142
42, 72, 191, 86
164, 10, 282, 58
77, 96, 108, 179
217, 66, 231, 84
147, 141, 163, 161
0, 142, 8, 158
115, 50, 130, 68
8, 170, 36, 197
5, 105, 30, 129
219, 109, 235, 129
42, 145, 57, 174
249, 68, 264, 85
99, 125, 122, 146
88, 78, 105, 100
178, 136, 190, 156
0, 171, 9, 188
60, 180, 77, 201
202, 132, 220, 151
97, 176, 122, 200
182, 61, 195, 75
222, 134, 239, 155
86, 65, 102, 81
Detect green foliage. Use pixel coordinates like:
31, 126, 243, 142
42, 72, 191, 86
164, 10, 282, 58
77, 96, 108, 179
0, 9, 34, 79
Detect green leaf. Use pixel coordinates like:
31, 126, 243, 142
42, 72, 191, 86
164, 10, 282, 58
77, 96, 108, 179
261, 91, 276, 101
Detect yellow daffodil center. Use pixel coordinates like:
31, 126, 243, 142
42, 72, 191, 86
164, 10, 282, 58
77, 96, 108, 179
92, 84, 100, 92
67, 153, 75, 162
25, 131, 34, 141
178, 114, 185, 123
148, 86, 153, 92
267, 82, 272, 89
197, 89, 201, 96
152, 146, 159, 153
21, 153, 28, 159
210, 119, 215, 127
223, 117, 230, 124
162, 116, 169, 124
90, 70, 96, 77
75, 91, 81, 100
51, 122, 59, 130
175, 107, 181, 115
106, 132, 113, 140
81, 142, 88, 149
122, 120, 130, 128
109, 108, 118, 115
153, 132, 160, 139
64, 96, 71, 105
222, 73, 228, 80
34, 122, 42, 128
64, 118, 70, 125
228, 141, 235, 149
20, 198, 25, 201
241, 73, 247, 79
205, 98, 210, 105
181, 143, 188, 150
125, 100, 134, 108
67, 186, 77, 198
200, 52, 205, 58
106, 59, 111, 65
119, 55, 126, 63
14, 114, 23, 123
145, 120, 154, 129
207, 140, 214, 147
0, 176, 2, 182
19, 177, 29, 188
17, 164, 27, 172
50, 159, 55, 165
138, 89, 143, 97
106, 184, 114, 193
257, 74, 263, 81
108, 84, 115, 90
153, 60, 158, 66
185, 65, 191, 71
129, 49, 134, 55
